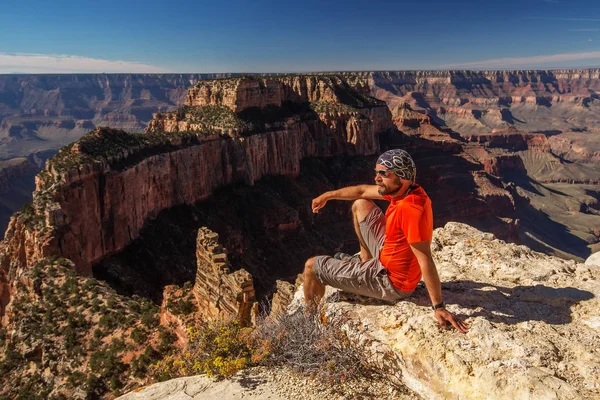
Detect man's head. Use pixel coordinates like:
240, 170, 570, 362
374, 149, 416, 196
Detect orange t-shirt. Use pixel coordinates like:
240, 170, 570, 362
380, 185, 433, 292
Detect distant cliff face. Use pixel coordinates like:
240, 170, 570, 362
0, 74, 232, 239
369, 70, 600, 149
185, 75, 370, 111
391, 94, 600, 260
147, 76, 390, 156
2, 70, 599, 259
0, 73, 234, 160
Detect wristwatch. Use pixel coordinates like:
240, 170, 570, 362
432, 301, 445, 310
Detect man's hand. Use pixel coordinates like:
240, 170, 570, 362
311, 195, 328, 213
434, 308, 469, 334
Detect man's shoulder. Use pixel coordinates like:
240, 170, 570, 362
404, 186, 430, 208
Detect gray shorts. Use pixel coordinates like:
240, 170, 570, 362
313, 205, 413, 301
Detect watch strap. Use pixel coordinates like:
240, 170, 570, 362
432, 301, 445, 310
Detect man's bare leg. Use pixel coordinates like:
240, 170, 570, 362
351, 199, 376, 262
303, 257, 325, 309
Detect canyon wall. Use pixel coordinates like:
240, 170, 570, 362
0, 74, 233, 239
0, 73, 234, 159
185, 75, 370, 111
0, 75, 393, 321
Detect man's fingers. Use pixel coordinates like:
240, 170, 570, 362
436, 311, 470, 334
449, 316, 469, 334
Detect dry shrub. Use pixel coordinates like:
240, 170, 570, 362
150, 302, 380, 385
252, 305, 379, 384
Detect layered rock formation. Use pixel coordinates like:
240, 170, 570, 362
184, 75, 370, 111
292, 222, 600, 399
369, 69, 600, 111
369, 70, 600, 182
0, 74, 233, 239
0, 75, 393, 322
147, 75, 391, 156
390, 98, 599, 259
2, 69, 600, 261
0, 74, 234, 157
194, 227, 255, 324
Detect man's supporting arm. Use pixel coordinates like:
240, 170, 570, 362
312, 185, 383, 213
410, 241, 469, 334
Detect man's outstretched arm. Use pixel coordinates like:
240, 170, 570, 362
410, 241, 470, 334
312, 185, 383, 213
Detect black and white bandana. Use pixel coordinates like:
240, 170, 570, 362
376, 149, 416, 182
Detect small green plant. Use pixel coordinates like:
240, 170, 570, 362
67, 371, 86, 388
130, 327, 148, 345
0, 344, 24, 375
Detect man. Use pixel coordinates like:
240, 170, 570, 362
303, 149, 469, 333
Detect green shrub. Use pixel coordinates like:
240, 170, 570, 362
130, 327, 148, 345
85, 374, 105, 398
141, 310, 159, 328
0, 344, 23, 375
131, 346, 160, 378
157, 328, 177, 354
166, 298, 195, 316
67, 371, 86, 388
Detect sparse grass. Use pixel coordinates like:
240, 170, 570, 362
251, 305, 379, 385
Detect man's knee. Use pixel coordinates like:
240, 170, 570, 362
304, 257, 317, 277
352, 199, 375, 222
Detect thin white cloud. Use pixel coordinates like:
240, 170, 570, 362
441, 51, 600, 69
0, 53, 169, 73
570, 28, 600, 32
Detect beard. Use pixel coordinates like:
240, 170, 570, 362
377, 175, 404, 196
377, 183, 401, 196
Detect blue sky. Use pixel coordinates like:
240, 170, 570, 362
1, 0, 600, 72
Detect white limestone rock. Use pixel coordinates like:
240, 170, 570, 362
585, 252, 600, 267
313, 222, 600, 399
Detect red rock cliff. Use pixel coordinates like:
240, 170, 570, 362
0, 75, 392, 321
185, 75, 371, 111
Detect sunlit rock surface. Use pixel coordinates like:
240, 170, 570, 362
292, 222, 600, 399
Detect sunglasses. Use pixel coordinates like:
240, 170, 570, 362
375, 170, 392, 177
